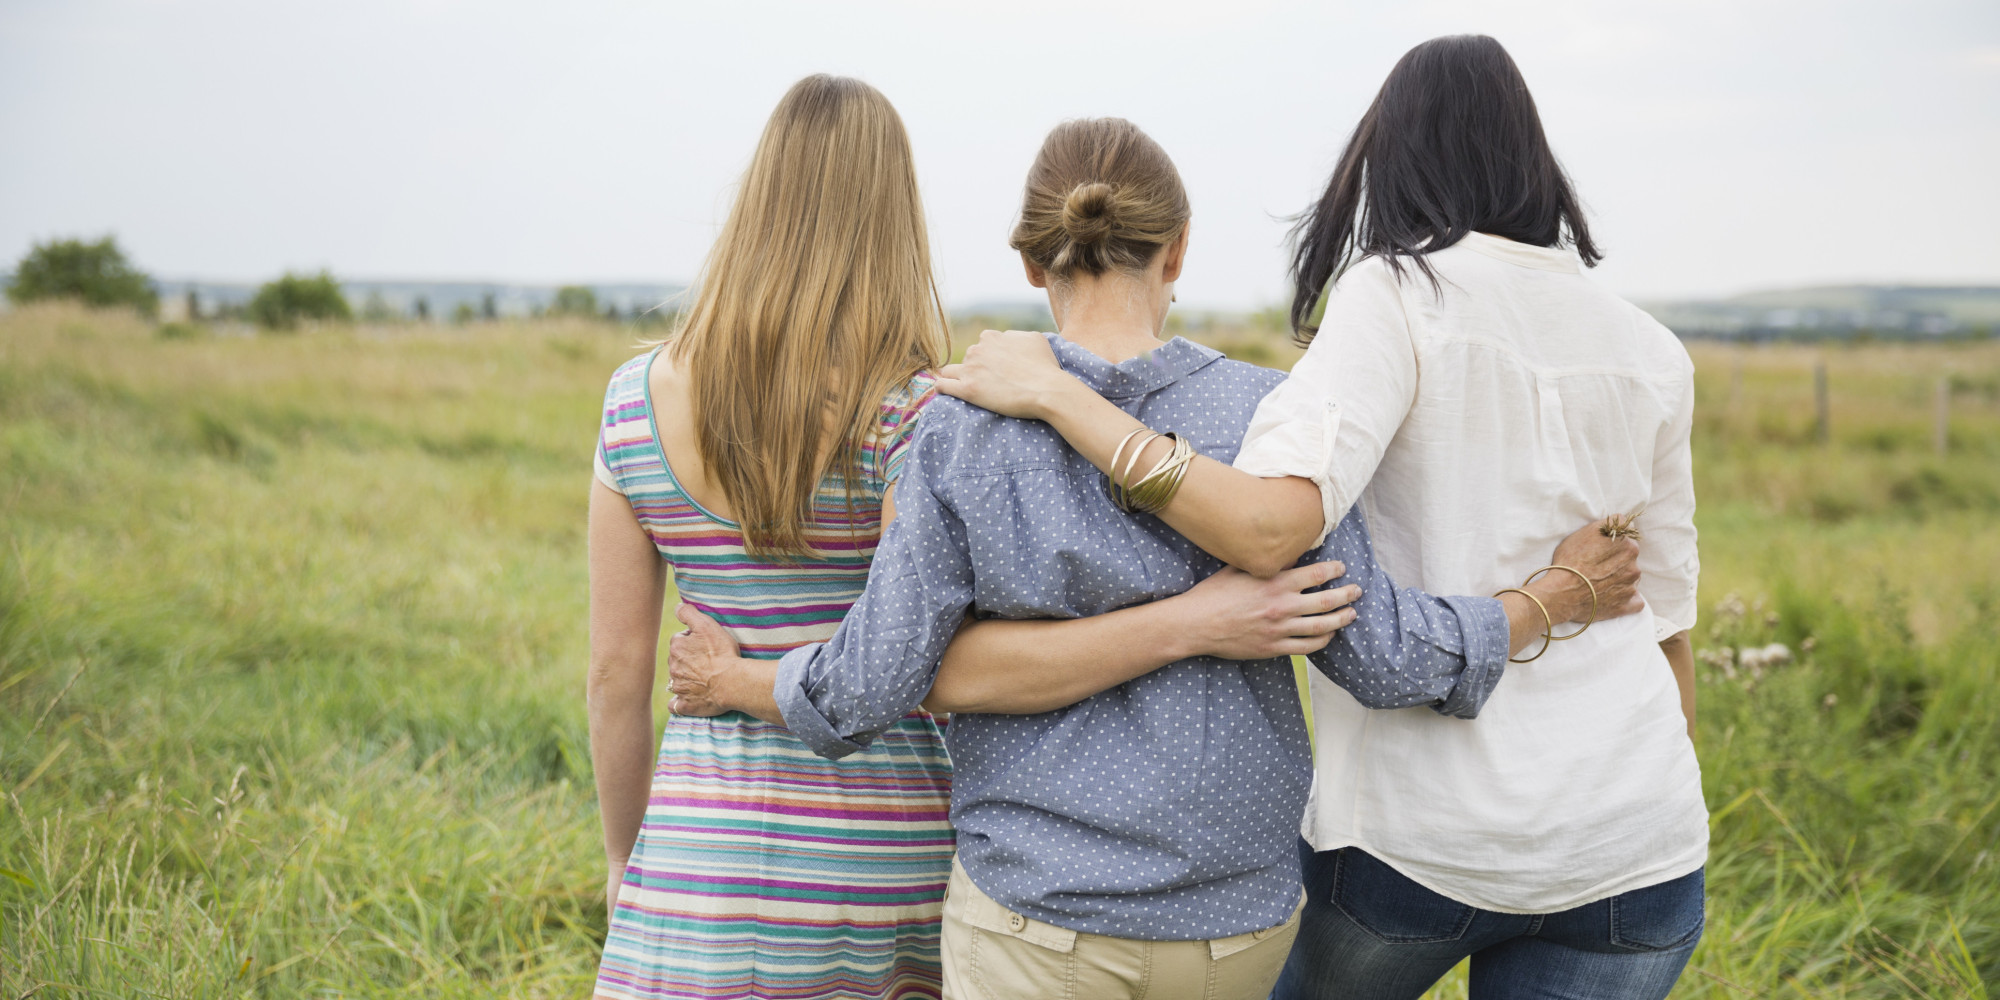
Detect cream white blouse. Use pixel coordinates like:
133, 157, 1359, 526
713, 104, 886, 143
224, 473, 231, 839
1234, 232, 1708, 913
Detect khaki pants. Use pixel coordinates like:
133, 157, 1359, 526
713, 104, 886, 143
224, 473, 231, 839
940, 859, 1302, 1000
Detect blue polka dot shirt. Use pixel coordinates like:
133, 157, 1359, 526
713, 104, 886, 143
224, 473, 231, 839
774, 335, 1509, 941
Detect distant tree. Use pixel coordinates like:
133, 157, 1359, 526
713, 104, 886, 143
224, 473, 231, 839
452, 302, 476, 324
481, 292, 498, 321
249, 271, 352, 330
6, 236, 159, 316
604, 302, 622, 322
184, 288, 201, 321
361, 291, 396, 323
413, 297, 432, 322
551, 285, 598, 318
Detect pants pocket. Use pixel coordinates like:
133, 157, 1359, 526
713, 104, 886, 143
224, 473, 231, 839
1330, 848, 1477, 944
1609, 868, 1706, 952
966, 925, 1076, 999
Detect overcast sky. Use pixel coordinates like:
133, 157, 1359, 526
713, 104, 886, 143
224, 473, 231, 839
3, 0, 1996, 309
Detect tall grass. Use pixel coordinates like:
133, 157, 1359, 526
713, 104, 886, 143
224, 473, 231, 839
1, 306, 1994, 996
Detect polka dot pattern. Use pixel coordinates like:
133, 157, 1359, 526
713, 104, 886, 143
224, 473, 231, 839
774, 335, 1510, 942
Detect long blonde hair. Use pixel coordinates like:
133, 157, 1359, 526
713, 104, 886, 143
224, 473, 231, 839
668, 75, 947, 557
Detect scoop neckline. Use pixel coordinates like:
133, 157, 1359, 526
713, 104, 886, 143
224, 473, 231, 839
641, 346, 741, 530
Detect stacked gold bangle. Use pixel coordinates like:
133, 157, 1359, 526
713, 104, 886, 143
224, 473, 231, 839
1496, 565, 1599, 663
1107, 428, 1196, 515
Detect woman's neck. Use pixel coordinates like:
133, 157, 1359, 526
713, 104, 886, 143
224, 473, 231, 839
1047, 276, 1168, 364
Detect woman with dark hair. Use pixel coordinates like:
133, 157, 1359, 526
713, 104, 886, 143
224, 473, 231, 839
937, 35, 1706, 999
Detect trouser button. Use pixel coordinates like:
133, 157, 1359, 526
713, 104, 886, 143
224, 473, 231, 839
1008, 913, 1026, 932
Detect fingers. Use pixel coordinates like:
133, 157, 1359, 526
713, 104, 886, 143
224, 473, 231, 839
669, 694, 726, 717
1285, 583, 1360, 617
677, 602, 719, 629
1590, 587, 1648, 620
1279, 633, 1338, 655
1275, 559, 1346, 591
1280, 605, 1358, 637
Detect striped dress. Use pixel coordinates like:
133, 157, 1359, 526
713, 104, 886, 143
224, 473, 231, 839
592, 349, 954, 1000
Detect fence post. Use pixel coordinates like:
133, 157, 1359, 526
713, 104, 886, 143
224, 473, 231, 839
1814, 359, 1830, 445
1935, 375, 1950, 456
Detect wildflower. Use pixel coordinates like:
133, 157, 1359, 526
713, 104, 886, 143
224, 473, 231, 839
1737, 643, 1793, 672
1715, 592, 1748, 622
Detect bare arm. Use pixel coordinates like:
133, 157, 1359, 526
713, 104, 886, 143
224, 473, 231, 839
928, 519, 1646, 716
587, 479, 668, 922
937, 337, 1322, 577
937, 269, 1420, 581
925, 563, 1360, 714
1660, 630, 1696, 741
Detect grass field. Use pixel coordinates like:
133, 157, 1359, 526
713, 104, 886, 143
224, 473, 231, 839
2, 304, 1996, 998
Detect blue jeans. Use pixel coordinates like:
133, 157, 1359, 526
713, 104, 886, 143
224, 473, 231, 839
1273, 844, 1703, 1000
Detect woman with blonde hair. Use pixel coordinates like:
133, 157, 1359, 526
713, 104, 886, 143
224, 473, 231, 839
584, 75, 956, 999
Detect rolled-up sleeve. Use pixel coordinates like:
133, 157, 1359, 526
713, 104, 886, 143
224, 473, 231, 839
1233, 259, 1418, 546
1640, 359, 1700, 640
1306, 507, 1511, 719
773, 427, 975, 759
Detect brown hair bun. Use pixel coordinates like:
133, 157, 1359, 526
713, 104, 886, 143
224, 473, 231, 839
1061, 182, 1117, 245
1009, 118, 1189, 282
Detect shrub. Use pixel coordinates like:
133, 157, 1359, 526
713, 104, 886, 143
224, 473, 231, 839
550, 285, 598, 318
6, 236, 158, 316
249, 271, 352, 330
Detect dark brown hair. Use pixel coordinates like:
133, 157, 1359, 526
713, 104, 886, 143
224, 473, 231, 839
1289, 35, 1599, 341
1009, 118, 1190, 284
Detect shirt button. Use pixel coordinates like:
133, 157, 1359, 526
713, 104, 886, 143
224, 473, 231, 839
1008, 913, 1026, 932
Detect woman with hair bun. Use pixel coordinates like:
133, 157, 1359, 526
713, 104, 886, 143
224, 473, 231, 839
931, 35, 1708, 1000
666, 114, 1639, 1000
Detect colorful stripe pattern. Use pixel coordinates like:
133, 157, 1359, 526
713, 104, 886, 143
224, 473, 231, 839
594, 350, 953, 1000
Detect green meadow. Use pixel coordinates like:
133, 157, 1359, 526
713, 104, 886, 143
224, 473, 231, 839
2, 304, 1996, 997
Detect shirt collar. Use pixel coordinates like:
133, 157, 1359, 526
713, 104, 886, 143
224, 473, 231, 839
1455, 232, 1580, 274
1044, 332, 1224, 400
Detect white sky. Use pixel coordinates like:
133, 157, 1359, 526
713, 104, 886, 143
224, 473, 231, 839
3, 0, 1996, 310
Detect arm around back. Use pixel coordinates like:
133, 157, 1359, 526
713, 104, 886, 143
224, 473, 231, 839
770, 426, 978, 759
924, 561, 1363, 715
936, 331, 1324, 577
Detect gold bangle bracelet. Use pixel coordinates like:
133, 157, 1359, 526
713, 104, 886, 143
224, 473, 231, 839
1127, 434, 1182, 510
1126, 433, 1194, 514
1151, 446, 1194, 511
1107, 429, 1153, 511
1117, 433, 1164, 512
1496, 587, 1554, 663
1525, 564, 1598, 640
1109, 430, 1161, 511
